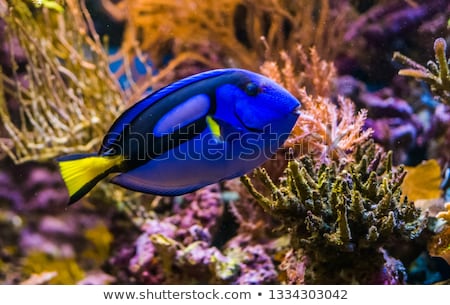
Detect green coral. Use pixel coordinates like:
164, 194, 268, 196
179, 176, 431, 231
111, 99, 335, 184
393, 37, 450, 105
241, 140, 427, 284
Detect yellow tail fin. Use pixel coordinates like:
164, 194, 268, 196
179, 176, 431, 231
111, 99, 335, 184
57, 154, 123, 205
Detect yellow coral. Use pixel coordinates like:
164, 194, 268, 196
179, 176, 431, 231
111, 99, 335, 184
0, 0, 126, 163
437, 202, 450, 222
22, 252, 85, 284
82, 222, 113, 265
402, 159, 443, 202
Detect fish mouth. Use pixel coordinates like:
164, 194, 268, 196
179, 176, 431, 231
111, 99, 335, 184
292, 105, 301, 116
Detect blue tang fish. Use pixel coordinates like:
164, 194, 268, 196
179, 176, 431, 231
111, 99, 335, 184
58, 68, 300, 205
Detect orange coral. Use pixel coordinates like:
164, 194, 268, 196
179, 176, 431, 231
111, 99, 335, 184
99, 0, 355, 70
428, 224, 450, 265
260, 46, 372, 164
286, 92, 372, 164
260, 45, 336, 97
437, 202, 450, 222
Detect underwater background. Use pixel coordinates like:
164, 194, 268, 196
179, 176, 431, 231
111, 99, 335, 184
0, 0, 450, 285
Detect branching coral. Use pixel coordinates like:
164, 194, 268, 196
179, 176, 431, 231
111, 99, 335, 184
393, 37, 450, 181
261, 45, 372, 164
0, 0, 127, 163
240, 45, 427, 284
99, 0, 355, 70
241, 140, 427, 284
393, 37, 450, 106
0, 0, 190, 164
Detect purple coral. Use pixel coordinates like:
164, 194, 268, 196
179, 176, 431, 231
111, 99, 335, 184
116, 184, 281, 284
368, 249, 407, 285
120, 186, 225, 284
0, 162, 69, 213
0, 165, 22, 207
129, 219, 177, 274
231, 244, 278, 285
429, 104, 450, 165
337, 77, 425, 164
361, 93, 422, 163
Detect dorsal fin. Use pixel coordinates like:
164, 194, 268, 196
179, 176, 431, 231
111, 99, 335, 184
100, 69, 234, 153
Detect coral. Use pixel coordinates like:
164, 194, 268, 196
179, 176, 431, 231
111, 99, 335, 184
286, 92, 372, 164
225, 178, 278, 241
428, 103, 450, 166
110, 185, 280, 284
1, 0, 449, 286
119, 186, 227, 284
240, 44, 421, 284
393, 36, 450, 181
0, 203, 22, 284
0, 159, 122, 284
226, 244, 277, 285
81, 222, 113, 266
0, 0, 182, 164
393, 37, 450, 106
428, 225, 450, 265
279, 247, 407, 285
77, 270, 115, 285
241, 140, 427, 284
99, 0, 355, 70
260, 45, 337, 98
358, 89, 423, 165
20, 271, 57, 285
0, 160, 68, 214
278, 248, 307, 284
436, 202, 450, 222
0, 0, 127, 163
22, 252, 85, 285
261, 45, 372, 165
345, 1, 449, 46
30, 0, 64, 12
402, 160, 443, 202
339, 0, 450, 82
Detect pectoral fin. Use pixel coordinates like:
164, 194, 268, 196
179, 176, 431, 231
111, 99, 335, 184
206, 115, 223, 142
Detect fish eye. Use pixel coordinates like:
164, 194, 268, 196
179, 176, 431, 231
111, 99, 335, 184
244, 82, 259, 96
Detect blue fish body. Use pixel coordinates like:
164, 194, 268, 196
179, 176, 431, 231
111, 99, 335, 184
58, 68, 300, 204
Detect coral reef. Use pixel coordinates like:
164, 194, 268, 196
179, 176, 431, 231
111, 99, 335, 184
241, 140, 427, 284
243, 41, 431, 284
339, 0, 450, 83
260, 45, 372, 166
108, 185, 279, 284
0, 0, 126, 163
99, 0, 356, 70
392, 37, 450, 165
0, 0, 199, 164
339, 79, 425, 165
1, 0, 450, 285
394, 38, 450, 106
